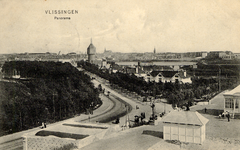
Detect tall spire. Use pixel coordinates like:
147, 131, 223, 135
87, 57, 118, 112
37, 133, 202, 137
90, 38, 92, 44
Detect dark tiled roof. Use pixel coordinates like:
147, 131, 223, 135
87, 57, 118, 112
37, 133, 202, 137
161, 71, 178, 77
150, 71, 161, 77
150, 71, 178, 77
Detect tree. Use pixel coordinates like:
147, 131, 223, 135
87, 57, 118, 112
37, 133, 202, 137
1, 61, 101, 135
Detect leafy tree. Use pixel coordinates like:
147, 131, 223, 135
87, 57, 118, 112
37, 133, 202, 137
1, 61, 101, 135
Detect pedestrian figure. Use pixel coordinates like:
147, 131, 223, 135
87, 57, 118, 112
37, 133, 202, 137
160, 113, 162, 117
222, 113, 225, 118
140, 116, 143, 123
227, 113, 230, 122
136, 105, 139, 109
41, 122, 44, 129
205, 107, 207, 113
186, 105, 190, 111
116, 118, 119, 124
44, 122, 46, 128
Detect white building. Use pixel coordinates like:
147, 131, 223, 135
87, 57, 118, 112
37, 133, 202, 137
144, 71, 192, 84
201, 52, 208, 58
223, 85, 240, 118
162, 110, 209, 144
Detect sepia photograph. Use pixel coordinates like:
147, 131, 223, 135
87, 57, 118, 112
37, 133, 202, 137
0, 0, 240, 149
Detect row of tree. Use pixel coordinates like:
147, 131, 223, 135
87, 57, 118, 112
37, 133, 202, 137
78, 61, 239, 108
0, 61, 101, 135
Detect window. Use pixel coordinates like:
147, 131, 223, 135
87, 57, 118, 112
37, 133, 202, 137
225, 98, 234, 108
235, 99, 239, 109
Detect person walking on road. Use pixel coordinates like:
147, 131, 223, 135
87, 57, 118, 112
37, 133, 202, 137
227, 113, 230, 122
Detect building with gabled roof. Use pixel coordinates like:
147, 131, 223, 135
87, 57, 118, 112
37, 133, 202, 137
144, 70, 191, 83
162, 110, 209, 144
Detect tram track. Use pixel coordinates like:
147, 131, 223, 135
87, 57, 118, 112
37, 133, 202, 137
0, 69, 133, 150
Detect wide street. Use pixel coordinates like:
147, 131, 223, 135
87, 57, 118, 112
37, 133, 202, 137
0, 70, 173, 150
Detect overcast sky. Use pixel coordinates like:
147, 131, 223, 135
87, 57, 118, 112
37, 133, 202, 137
0, 0, 240, 54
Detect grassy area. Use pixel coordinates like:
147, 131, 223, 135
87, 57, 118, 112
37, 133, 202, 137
35, 130, 89, 140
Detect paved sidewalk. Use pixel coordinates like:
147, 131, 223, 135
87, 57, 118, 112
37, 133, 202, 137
0, 76, 174, 149
0, 94, 113, 145
80, 91, 240, 150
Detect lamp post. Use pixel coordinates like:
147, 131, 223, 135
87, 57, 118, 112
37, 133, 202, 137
89, 102, 94, 122
151, 99, 155, 123
164, 102, 166, 114
125, 105, 129, 128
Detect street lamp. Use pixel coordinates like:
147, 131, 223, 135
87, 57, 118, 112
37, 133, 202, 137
151, 99, 155, 123
88, 102, 94, 122
125, 105, 129, 128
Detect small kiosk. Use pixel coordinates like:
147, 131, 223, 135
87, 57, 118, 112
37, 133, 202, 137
162, 110, 208, 144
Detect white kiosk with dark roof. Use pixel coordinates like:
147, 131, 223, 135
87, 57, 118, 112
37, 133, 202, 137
162, 110, 208, 144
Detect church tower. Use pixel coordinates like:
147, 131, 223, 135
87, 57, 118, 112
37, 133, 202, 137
154, 47, 156, 54
87, 38, 96, 63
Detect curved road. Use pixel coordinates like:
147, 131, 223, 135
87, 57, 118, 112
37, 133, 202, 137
0, 72, 132, 150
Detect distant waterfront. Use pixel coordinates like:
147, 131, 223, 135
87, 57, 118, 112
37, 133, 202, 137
115, 61, 197, 66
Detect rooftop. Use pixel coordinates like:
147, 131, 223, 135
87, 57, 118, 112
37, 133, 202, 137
161, 110, 209, 126
223, 85, 240, 96
150, 71, 178, 78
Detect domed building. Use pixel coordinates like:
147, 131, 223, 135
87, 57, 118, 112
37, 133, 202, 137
87, 39, 96, 63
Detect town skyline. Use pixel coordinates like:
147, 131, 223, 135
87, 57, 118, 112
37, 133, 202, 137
0, 0, 240, 54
